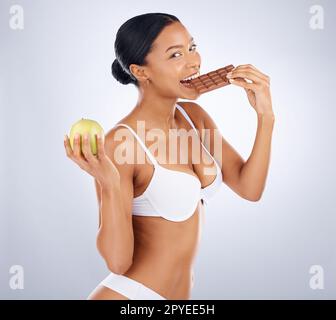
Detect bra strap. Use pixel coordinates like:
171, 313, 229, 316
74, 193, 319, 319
114, 123, 158, 166
176, 104, 200, 137
176, 104, 221, 169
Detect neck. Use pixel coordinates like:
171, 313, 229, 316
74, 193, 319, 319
133, 86, 180, 130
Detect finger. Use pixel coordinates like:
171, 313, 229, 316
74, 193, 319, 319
82, 133, 99, 164
234, 64, 258, 71
245, 64, 269, 80
96, 133, 106, 160
235, 67, 269, 83
234, 77, 252, 95
65, 135, 93, 172
228, 70, 268, 86
64, 135, 74, 159
229, 78, 258, 91
233, 64, 269, 82
73, 133, 84, 158
228, 70, 263, 84
71, 133, 93, 167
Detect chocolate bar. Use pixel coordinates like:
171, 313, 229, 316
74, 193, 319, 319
187, 64, 235, 94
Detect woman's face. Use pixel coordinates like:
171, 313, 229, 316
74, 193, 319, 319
140, 21, 202, 100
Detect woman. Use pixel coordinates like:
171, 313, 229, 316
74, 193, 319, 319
64, 12, 275, 300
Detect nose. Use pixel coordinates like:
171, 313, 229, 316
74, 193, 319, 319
187, 62, 200, 74
187, 55, 201, 72
191, 64, 200, 72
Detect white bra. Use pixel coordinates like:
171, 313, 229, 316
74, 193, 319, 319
114, 103, 222, 222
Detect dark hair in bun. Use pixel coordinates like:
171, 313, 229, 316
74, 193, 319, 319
111, 13, 180, 86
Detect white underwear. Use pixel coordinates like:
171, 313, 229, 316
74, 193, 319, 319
100, 273, 166, 300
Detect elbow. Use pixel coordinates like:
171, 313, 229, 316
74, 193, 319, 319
239, 185, 264, 202
240, 189, 263, 202
106, 258, 133, 275
247, 195, 262, 202
97, 244, 133, 275
96, 229, 134, 275
245, 192, 262, 202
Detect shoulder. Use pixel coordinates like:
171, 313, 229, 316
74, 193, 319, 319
177, 101, 203, 128
177, 100, 217, 130
105, 112, 139, 143
105, 122, 131, 146
103, 122, 136, 174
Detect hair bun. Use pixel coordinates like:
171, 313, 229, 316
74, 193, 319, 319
111, 13, 179, 87
111, 59, 134, 85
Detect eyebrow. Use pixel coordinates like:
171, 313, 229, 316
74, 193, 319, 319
165, 37, 194, 53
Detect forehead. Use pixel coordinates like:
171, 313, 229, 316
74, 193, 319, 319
151, 22, 192, 53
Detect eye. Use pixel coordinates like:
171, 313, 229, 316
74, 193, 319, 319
190, 44, 197, 51
170, 44, 198, 58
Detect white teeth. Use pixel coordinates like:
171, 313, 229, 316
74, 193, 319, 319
181, 72, 200, 81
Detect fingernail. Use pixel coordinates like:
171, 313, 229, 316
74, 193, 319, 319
74, 133, 80, 139
229, 79, 235, 82
226, 72, 232, 78
64, 135, 67, 141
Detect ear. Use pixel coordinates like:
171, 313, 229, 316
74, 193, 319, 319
129, 64, 149, 83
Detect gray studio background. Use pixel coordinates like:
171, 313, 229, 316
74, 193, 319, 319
1, 0, 335, 299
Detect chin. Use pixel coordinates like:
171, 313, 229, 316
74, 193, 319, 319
176, 85, 200, 100
179, 91, 201, 100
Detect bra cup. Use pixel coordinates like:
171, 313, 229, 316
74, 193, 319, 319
201, 176, 222, 201
144, 165, 201, 222
200, 161, 223, 202
117, 104, 224, 222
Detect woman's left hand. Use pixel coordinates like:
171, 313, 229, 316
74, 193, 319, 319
226, 64, 274, 116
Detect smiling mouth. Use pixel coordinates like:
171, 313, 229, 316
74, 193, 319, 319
179, 71, 200, 89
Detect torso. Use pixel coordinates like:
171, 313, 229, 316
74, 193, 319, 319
96, 101, 218, 300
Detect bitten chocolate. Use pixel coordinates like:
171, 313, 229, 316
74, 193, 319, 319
189, 64, 235, 94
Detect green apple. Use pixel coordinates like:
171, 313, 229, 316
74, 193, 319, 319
69, 118, 104, 156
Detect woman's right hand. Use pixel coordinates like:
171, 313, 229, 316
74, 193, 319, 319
64, 132, 120, 189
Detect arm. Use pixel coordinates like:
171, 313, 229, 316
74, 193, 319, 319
94, 128, 135, 274
226, 64, 275, 201
184, 65, 274, 202
238, 113, 275, 201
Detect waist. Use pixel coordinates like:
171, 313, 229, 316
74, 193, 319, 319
123, 254, 193, 299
